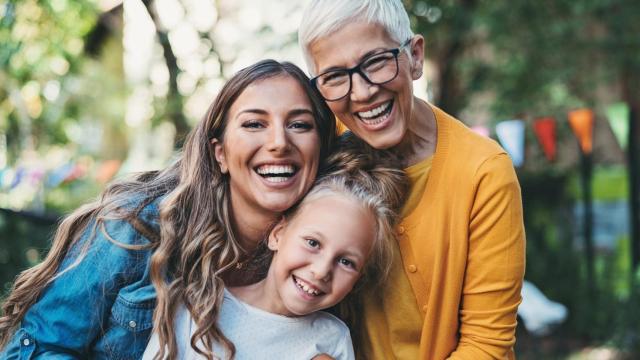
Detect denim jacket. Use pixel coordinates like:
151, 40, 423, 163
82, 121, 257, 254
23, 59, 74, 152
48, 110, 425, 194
1, 198, 161, 360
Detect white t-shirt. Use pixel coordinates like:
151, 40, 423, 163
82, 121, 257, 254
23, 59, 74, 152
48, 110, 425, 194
142, 289, 355, 360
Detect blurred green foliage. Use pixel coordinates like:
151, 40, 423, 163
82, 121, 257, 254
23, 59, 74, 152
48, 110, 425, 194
1, 0, 96, 159
0, 209, 55, 301
567, 165, 629, 201
0, 0, 638, 356
0, 0, 125, 295
406, 0, 640, 118
0, 0, 128, 167
406, 0, 639, 355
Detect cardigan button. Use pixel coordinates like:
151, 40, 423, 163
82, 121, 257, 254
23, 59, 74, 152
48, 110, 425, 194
422, 305, 428, 312
397, 226, 405, 235
407, 264, 417, 273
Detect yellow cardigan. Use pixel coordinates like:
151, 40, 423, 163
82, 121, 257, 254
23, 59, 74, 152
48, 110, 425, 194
362, 105, 526, 359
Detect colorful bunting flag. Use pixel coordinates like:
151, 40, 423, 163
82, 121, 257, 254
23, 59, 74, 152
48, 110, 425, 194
46, 163, 75, 188
605, 102, 629, 150
95, 160, 122, 183
568, 108, 595, 154
533, 117, 557, 162
496, 119, 526, 167
10, 167, 25, 189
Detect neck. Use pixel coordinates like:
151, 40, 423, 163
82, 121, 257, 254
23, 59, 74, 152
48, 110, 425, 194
229, 197, 279, 254
391, 97, 437, 167
228, 269, 292, 316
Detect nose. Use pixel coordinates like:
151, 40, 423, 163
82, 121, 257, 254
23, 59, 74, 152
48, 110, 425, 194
267, 123, 291, 154
350, 72, 377, 102
310, 257, 333, 282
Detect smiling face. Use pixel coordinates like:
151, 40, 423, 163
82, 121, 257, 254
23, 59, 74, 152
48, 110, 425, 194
264, 194, 376, 316
309, 22, 424, 150
214, 75, 321, 218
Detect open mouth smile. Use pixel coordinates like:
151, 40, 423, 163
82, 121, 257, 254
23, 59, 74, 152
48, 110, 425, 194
355, 100, 393, 126
254, 164, 299, 183
292, 275, 325, 297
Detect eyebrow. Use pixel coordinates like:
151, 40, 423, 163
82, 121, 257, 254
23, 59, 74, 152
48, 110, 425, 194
307, 230, 326, 240
319, 47, 391, 74
342, 249, 365, 263
288, 108, 314, 117
236, 109, 268, 117
236, 108, 313, 118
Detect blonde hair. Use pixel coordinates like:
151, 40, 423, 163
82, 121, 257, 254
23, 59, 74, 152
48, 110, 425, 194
0, 60, 336, 360
307, 133, 409, 286
295, 133, 410, 351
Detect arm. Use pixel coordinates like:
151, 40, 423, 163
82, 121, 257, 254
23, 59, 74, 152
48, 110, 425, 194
1, 217, 152, 359
448, 154, 526, 359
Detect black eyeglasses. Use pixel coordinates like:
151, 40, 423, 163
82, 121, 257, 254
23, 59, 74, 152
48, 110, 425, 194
311, 39, 412, 102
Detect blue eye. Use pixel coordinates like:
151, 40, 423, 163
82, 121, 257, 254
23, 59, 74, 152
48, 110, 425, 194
306, 238, 320, 248
339, 258, 356, 269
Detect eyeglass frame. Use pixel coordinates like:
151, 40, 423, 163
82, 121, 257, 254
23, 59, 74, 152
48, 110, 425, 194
310, 39, 413, 102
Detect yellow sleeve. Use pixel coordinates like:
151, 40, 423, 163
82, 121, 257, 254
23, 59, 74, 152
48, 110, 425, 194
336, 119, 349, 135
448, 154, 526, 359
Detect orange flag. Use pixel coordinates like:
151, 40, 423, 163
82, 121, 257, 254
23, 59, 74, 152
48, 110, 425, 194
568, 109, 595, 154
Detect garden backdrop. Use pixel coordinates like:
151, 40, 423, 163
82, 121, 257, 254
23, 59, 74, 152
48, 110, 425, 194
1, 0, 639, 358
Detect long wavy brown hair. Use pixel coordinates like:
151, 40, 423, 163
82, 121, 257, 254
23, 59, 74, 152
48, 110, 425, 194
0, 60, 336, 359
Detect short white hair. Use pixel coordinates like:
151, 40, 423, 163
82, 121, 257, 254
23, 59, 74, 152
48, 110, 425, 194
298, 0, 414, 75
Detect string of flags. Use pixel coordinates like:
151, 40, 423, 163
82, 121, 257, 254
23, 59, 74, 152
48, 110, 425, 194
0, 159, 121, 191
472, 103, 631, 167
0, 103, 633, 190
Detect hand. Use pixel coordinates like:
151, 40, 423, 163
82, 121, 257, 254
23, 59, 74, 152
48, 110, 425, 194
312, 354, 335, 360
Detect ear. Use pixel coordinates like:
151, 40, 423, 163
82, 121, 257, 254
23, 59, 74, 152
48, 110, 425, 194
211, 138, 228, 174
409, 35, 425, 80
268, 218, 287, 251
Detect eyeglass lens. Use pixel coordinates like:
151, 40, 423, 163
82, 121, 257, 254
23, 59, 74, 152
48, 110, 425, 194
316, 50, 399, 101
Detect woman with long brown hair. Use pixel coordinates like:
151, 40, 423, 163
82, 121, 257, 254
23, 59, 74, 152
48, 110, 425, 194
0, 59, 336, 359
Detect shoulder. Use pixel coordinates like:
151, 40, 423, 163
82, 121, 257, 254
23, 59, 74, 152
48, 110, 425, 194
63, 194, 162, 276
431, 105, 514, 179
97, 195, 163, 247
435, 107, 505, 162
307, 311, 351, 337
307, 312, 354, 358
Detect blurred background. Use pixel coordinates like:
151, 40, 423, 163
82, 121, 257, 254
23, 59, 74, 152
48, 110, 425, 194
0, 0, 638, 358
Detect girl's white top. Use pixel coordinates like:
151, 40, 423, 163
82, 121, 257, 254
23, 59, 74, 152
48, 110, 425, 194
142, 288, 355, 360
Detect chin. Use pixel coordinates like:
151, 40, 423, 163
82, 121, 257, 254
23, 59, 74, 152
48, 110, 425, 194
262, 197, 300, 213
356, 125, 405, 150
366, 134, 403, 150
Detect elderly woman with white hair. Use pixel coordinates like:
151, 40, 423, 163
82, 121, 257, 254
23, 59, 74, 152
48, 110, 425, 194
299, 0, 526, 359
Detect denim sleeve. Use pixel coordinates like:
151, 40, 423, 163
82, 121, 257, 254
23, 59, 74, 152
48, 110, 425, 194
0, 216, 153, 359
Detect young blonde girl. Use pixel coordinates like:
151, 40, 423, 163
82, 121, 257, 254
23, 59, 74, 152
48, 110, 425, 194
144, 138, 409, 359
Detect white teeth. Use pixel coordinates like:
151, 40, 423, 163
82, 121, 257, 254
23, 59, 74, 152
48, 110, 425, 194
294, 277, 320, 296
256, 165, 296, 183
357, 101, 391, 119
256, 164, 295, 175
265, 177, 289, 183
